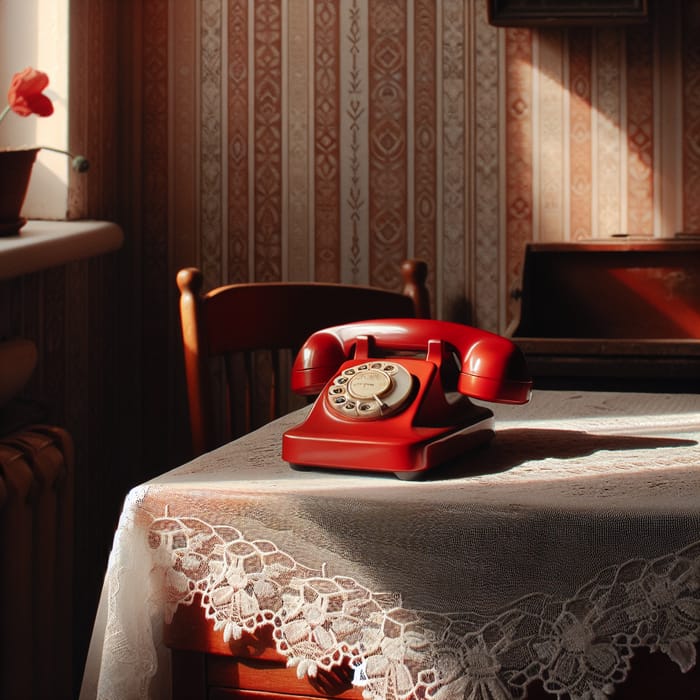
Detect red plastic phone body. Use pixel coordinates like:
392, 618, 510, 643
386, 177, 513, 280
282, 319, 532, 478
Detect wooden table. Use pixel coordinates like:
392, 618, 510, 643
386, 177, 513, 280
81, 390, 700, 700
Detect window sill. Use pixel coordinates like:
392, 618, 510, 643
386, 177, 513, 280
0, 219, 124, 280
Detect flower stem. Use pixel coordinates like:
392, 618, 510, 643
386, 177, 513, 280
0, 105, 10, 123
38, 145, 90, 173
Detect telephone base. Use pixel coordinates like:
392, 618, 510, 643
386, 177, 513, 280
404, 415, 495, 478
283, 407, 495, 478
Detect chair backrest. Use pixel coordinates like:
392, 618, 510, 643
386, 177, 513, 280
177, 260, 430, 456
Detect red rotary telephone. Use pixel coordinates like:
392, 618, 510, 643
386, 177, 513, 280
282, 319, 532, 479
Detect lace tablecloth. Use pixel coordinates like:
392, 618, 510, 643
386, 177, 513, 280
80, 390, 700, 700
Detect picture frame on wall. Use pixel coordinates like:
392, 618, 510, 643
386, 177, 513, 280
487, 0, 649, 26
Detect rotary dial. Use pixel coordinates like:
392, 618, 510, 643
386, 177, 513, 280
326, 361, 413, 419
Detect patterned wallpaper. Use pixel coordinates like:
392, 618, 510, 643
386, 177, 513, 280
5, 0, 700, 682
153, 0, 700, 333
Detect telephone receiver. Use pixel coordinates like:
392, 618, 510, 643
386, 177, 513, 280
282, 319, 532, 479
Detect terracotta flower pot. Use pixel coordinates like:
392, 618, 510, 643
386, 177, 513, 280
0, 147, 39, 236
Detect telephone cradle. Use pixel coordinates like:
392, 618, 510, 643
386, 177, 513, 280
282, 319, 532, 479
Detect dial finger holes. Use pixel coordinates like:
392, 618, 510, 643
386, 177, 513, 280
327, 361, 412, 420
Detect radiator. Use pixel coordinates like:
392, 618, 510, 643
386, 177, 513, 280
0, 425, 74, 700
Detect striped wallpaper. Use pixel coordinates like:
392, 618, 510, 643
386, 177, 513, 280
154, 0, 700, 333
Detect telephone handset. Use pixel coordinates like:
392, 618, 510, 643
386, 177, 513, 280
282, 319, 532, 479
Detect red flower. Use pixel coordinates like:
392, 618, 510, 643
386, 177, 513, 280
7, 67, 54, 118
0, 67, 90, 174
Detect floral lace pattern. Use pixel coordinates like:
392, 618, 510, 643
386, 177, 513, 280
148, 515, 700, 700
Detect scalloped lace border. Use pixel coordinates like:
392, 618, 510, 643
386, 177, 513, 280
147, 515, 700, 700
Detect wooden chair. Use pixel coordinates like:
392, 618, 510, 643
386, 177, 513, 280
177, 260, 430, 456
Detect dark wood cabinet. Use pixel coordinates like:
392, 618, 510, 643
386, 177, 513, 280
487, 0, 649, 26
509, 238, 700, 391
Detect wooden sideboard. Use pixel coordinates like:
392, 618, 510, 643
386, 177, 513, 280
487, 0, 649, 26
509, 238, 700, 391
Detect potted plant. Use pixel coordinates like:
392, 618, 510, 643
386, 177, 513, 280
0, 67, 88, 236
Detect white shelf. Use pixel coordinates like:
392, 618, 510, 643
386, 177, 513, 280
0, 219, 124, 279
